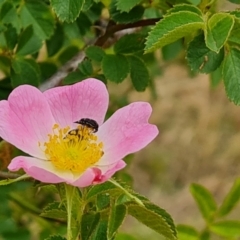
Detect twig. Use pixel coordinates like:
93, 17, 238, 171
0, 171, 21, 179
40, 17, 161, 92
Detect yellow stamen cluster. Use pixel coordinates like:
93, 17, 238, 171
43, 124, 104, 173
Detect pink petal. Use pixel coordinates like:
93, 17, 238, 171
71, 168, 101, 187
8, 156, 75, 183
8, 156, 110, 187
97, 102, 159, 165
0, 85, 55, 159
94, 160, 126, 184
43, 78, 109, 128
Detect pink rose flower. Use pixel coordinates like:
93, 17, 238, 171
0, 79, 158, 187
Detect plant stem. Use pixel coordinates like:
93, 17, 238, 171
109, 178, 145, 206
64, 183, 76, 240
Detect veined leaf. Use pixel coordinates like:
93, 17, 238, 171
167, 4, 202, 16
127, 201, 177, 240
46, 23, 64, 57
205, 13, 234, 52
102, 54, 130, 83
40, 202, 67, 221
11, 57, 40, 87
45, 236, 66, 240
19, 1, 55, 40
228, 0, 240, 3
218, 178, 240, 216
127, 55, 149, 91
114, 33, 146, 54
90, 217, 108, 240
0, 1, 21, 33
87, 181, 121, 200
81, 212, 100, 240
228, 22, 240, 45
110, 1, 144, 23
145, 11, 204, 53
108, 204, 127, 239
50, 0, 85, 22
210, 220, 240, 238
187, 33, 224, 73
190, 183, 217, 222
116, 0, 142, 12
16, 26, 42, 56
177, 224, 199, 240
85, 46, 105, 62
223, 48, 240, 105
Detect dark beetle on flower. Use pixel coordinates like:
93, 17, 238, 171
75, 118, 99, 133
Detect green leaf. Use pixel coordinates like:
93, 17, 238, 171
82, 0, 94, 11
110, 1, 144, 23
177, 225, 199, 240
81, 212, 100, 240
210, 67, 222, 88
223, 48, 240, 105
187, 34, 224, 73
127, 55, 149, 91
115, 233, 137, 240
199, 231, 210, 240
210, 220, 240, 238
96, 193, 110, 211
50, 0, 84, 22
0, 78, 12, 100
20, 0, 55, 40
16, 26, 42, 56
39, 62, 58, 82
0, 174, 30, 186
102, 54, 130, 83
127, 201, 177, 240
145, 11, 204, 53
167, 4, 202, 16
45, 235, 66, 240
87, 181, 121, 200
94, 74, 107, 84
46, 23, 64, 57
9, 192, 41, 214
114, 33, 146, 54
76, 13, 92, 36
3, 24, 18, 50
85, 46, 105, 62
78, 58, 93, 76
229, 10, 240, 19
0, 56, 11, 78
162, 39, 182, 61
11, 57, 40, 87
218, 178, 240, 217
205, 13, 234, 52
228, 22, 240, 45
108, 204, 127, 239
0, 1, 21, 33
58, 46, 80, 64
190, 183, 217, 222
228, 0, 240, 3
40, 202, 67, 220
116, 0, 142, 12
90, 218, 108, 240
63, 70, 88, 85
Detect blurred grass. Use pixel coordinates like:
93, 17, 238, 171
109, 64, 240, 238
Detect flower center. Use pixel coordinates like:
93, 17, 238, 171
43, 124, 104, 173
